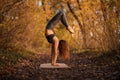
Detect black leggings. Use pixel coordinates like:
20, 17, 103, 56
46, 9, 69, 30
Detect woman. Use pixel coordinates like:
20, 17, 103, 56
45, 9, 74, 66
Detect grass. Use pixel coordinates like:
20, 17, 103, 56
0, 49, 35, 67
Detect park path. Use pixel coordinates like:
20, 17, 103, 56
0, 52, 120, 80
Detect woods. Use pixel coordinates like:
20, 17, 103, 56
0, 0, 120, 80
0, 0, 119, 52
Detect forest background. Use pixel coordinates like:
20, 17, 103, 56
0, 0, 120, 65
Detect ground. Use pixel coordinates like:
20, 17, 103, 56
0, 52, 120, 80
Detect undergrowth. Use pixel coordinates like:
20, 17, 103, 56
0, 49, 35, 67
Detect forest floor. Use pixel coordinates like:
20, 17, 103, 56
0, 51, 120, 80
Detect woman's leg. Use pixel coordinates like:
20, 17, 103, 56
60, 11, 69, 27
51, 36, 59, 66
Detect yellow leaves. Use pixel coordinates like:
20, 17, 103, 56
45, 4, 51, 14
0, 0, 119, 52
70, 0, 76, 2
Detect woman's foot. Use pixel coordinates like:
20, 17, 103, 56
66, 26, 74, 34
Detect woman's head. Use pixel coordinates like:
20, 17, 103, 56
58, 40, 70, 60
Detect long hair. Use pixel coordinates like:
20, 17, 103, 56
58, 40, 70, 60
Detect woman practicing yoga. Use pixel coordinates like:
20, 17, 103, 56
45, 9, 74, 66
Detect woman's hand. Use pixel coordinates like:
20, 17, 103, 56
66, 26, 74, 34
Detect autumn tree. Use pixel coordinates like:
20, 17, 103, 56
0, 0, 119, 53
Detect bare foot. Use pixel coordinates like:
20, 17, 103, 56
51, 63, 59, 66
66, 26, 74, 34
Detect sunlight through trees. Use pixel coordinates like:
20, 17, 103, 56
0, 0, 119, 52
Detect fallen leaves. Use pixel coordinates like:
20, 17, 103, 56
0, 52, 120, 80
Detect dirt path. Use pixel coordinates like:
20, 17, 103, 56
0, 52, 120, 80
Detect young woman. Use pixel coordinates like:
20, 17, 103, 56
45, 9, 74, 66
